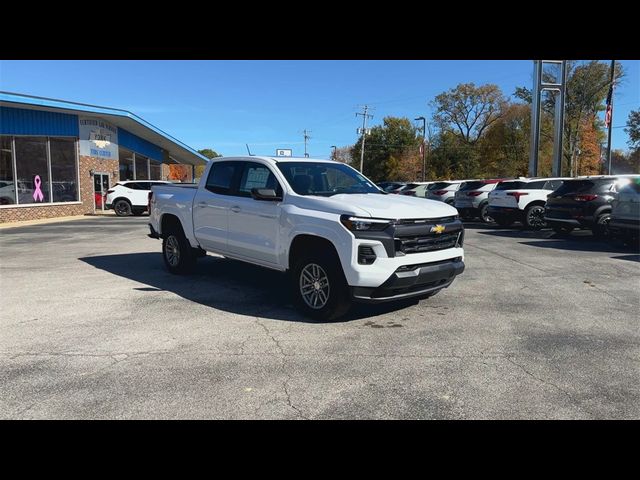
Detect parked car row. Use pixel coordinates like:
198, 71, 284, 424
377, 175, 640, 245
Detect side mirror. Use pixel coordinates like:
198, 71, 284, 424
251, 188, 282, 201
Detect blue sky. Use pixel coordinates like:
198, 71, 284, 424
1, 60, 638, 158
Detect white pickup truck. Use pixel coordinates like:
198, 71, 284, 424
148, 156, 465, 320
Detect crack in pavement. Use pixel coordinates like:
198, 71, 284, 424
254, 317, 308, 419
505, 356, 595, 418
464, 242, 548, 273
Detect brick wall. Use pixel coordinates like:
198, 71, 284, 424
0, 155, 119, 223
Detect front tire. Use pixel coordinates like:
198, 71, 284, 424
162, 225, 196, 274
479, 203, 493, 223
291, 250, 351, 321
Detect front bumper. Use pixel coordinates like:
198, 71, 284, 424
351, 257, 465, 303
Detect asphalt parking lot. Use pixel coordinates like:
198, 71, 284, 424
1, 216, 638, 419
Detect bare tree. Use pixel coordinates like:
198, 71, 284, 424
431, 83, 507, 145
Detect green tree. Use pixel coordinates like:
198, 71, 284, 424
431, 83, 507, 144
351, 117, 420, 182
626, 109, 640, 152
427, 130, 471, 180
195, 148, 221, 180
198, 148, 222, 159
479, 102, 531, 177
430, 83, 507, 178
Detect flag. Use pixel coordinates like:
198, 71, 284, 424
604, 83, 613, 129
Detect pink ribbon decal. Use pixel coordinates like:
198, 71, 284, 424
33, 175, 44, 202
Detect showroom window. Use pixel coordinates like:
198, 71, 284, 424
119, 147, 135, 180
0, 136, 16, 205
135, 153, 149, 180
50, 138, 78, 202
0, 135, 79, 206
150, 160, 162, 180
15, 137, 51, 204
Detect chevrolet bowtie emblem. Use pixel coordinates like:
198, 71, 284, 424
430, 225, 446, 234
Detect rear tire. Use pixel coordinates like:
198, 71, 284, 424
291, 250, 351, 321
162, 224, 196, 274
114, 199, 132, 217
524, 204, 547, 230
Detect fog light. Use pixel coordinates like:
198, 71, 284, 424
358, 245, 376, 265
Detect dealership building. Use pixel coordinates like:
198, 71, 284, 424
0, 91, 208, 223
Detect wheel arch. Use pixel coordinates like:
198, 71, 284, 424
160, 213, 184, 238
111, 196, 132, 206
524, 199, 547, 209
288, 234, 341, 272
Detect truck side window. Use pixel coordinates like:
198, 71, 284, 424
206, 162, 238, 195
237, 162, 282, 198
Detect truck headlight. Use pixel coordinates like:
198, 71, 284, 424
340, 215, 392, 231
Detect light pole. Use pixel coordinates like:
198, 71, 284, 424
415, 116, 426, 181
331, 145, 337, 160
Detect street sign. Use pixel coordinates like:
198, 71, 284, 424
276, 149, 292, 157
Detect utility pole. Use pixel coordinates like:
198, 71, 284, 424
605, 60, 616, 175
303, 129, 312, 158
415, 116, 426, 181
356, 105, 373, 173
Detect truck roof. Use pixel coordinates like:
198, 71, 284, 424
211, 155, 340, 164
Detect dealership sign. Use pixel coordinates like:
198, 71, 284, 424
79, 117, 119, 160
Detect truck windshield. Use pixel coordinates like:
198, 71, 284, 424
276, 162, 382, 196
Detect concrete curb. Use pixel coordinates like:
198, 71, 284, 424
0, 214, 112, 229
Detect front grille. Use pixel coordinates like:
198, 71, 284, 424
395, 232, 460, 254
395, 216, 457, 225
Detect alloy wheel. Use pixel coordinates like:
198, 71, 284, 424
299, 263, 330, 309
164, 235, 181, 267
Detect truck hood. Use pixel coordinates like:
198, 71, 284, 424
291, 193, 458, 219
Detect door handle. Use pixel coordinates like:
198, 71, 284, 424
197, 202, 207, 208
230, 206, 241, 213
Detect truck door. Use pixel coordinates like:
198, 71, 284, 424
226, 161, 282, 266
192, 161, 241, 252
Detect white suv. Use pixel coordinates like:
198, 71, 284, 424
487, 177, 570, 229
454, 179, 506, 223
106, 180, 170, 216
425, 180, 466, 204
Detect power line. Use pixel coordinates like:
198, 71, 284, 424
302, 129, 312, 158
356, 105, 374, 172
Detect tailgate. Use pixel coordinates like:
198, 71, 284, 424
454, 191, 472, 207
489, 190, 518, 208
